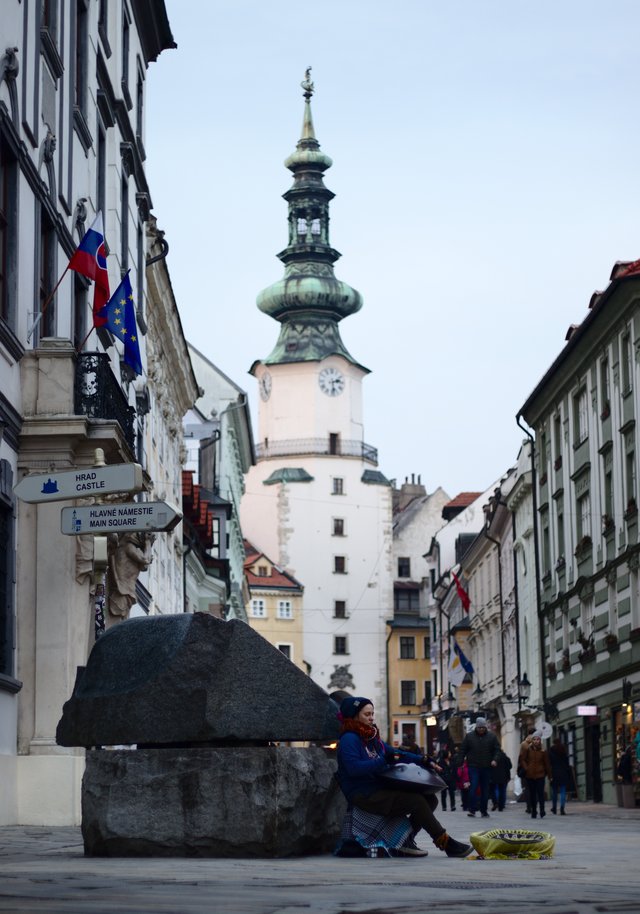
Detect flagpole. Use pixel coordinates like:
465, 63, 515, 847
75, 324, 95, 354
26, 264, 71, 342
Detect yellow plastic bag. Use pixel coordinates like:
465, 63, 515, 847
470, 828, 555, 859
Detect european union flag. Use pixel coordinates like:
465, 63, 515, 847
98, 272, 142, 376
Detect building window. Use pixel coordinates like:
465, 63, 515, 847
39, 207, 56, 338
394, 588, 419, 613
541, 509, 550, 575
423, 636, 430, 659
397, 557, 411, 578
399, 636, 415, 659
334, 636, 348, 655
277, 600, 292, 619
0, 471, 15, 678
573, 387, 588, 445
121, 174, 129, 270
329, 433, 340, 455
72, 275, 87, 352
577, 491, 590, 540
334, 600, 346, 618
332, 477, 344, 495
626, 447, 636, 508
250, 599, 265, 618
400, 680, 416, 706
423, 681, 432, 705
277, 643, 292, 661
74, 0, 88, 113
334, 555, 346, 574
0, 137, 17, 328
556, 505, 565, 559
553, 413, 562, 464
622, 332, 632, 394
121, 2, 130, 100
332, 517, 345, 536
600, 356, 610, 413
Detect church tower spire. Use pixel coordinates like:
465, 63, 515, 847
256, 69, 365, 367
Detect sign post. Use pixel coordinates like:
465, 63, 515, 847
60, 501, 182, 535
14, 463, 144, 503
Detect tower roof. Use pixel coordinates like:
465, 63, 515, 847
255, 69, 365, 369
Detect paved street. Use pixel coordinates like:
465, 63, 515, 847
0, 802, 638, 914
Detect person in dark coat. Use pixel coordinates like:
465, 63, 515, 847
548, 738, 572, 814
437, 746, 457, 811
489, 748, 512, 811
460, 717, 500, 818
335, 697, 473, 857
616, 745, 633, 785
519, 731, 552, 818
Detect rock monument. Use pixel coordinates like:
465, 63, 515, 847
57, 613, 345, 857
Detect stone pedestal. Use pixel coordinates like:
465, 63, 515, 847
82, 746, 346, 857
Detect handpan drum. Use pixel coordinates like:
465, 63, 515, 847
379, 763, 447, 792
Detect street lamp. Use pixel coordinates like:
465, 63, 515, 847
518, 672, 531, 705
472, 683, 485, 710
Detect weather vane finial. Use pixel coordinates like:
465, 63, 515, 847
301, 67, 314, 100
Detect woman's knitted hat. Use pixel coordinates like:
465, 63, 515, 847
339, 696, 373, 719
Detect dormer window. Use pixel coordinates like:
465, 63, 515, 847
257, 565, 268, 577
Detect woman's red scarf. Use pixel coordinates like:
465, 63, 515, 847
340, 716, 381, 745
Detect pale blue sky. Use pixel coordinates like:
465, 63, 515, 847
146, 1, 640, 497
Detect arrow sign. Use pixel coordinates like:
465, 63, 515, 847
14, 464, 144, 503
60, 501, 182, 535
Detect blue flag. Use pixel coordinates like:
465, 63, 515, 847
98, 272, 142, 376
454, 640, 474, 675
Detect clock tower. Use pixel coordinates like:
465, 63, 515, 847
241, 72, 393, 727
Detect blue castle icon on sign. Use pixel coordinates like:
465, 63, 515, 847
41, 479, 59, 494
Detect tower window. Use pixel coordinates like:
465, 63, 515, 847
334, 600, 346, 618
334, 555, 346, 574
296, 217, 307, 235
311, 218, 321, 235
334, 636, 348, 655
398, 557, 411, 578
329, 433, 340, 455
333, 517, 345, 536
332, 477, 344, 495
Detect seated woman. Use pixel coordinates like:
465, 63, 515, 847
335, 696, 473, 858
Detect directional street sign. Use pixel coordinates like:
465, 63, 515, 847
60, 501, 182, 535
14, 463, 144, 503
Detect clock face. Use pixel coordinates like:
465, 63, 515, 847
319, 366, 345, 397
259, 370, 272, 401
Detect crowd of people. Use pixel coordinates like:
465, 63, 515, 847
333, 697, 578, 859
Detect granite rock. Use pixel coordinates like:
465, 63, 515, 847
56, 613, 341, 747
82, 747, 346, 857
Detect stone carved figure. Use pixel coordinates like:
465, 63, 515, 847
107, 531, 154, 618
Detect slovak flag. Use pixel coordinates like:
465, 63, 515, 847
68, 212, 110, 327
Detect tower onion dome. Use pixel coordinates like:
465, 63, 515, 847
256, 69, 366, 368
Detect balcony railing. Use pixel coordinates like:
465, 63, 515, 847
74, 352, 136, 451
255, 437, 378, 465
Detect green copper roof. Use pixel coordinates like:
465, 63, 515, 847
256, 69, 365, 369
263, 468, 315, 485
361, 470, 391, 486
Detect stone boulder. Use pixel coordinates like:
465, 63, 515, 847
56, 613, 341, 747
82, 746, 346, 857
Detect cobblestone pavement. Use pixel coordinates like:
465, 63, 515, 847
0, 802, 639, 914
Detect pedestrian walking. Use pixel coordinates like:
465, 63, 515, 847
518, 726, 536, 813
548, 738, 572, 814
490, 748, 512, 811
456, 758, 471, 812
437, 746, 457, 811
335, 697, 473, 857
459, 717, 500, 819
519, 730, 552, 819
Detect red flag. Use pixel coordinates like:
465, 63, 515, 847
452, 572, 471, 612
68, 212, 110, 327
